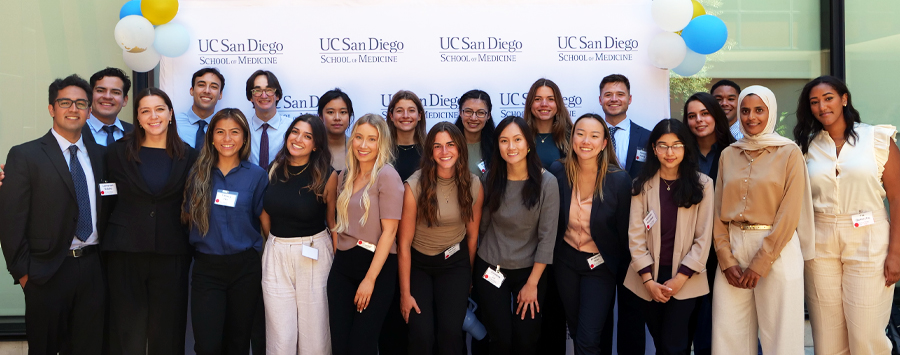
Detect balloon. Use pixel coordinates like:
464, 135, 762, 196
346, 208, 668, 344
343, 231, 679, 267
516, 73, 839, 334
114, 15, 155, 53
119, 0, 142, 19
648, 32, 687, 69
154, 23, 190, 57
141, 0, 179, 26
682, 15, 728, 55
691, 0, 706, 19
651, 0, 694, 32
672, 48, 706, 76
123, 46, 161, 72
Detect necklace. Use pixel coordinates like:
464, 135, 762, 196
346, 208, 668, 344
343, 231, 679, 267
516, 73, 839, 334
398, 144, 416, 151
539, 133, 549, 143
661, 178, 675, 191
289, 163, 310, 176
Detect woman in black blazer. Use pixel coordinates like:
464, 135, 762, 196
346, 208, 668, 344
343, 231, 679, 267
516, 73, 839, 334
548, 113, 631, 355
104, 88, 198, 355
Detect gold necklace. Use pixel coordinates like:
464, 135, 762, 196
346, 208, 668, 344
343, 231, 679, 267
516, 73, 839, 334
539, 134, 549, 143
289, 163, 310, 176
398, 144, 416, 151
661, 178, 675, 191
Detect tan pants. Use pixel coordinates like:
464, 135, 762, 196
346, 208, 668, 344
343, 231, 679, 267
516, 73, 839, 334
806, 211, 894, 355
262, 231, 334, 355
712, 226, 805, 355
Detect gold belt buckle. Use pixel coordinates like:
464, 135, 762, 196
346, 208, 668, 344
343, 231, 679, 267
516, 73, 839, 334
740, 223, 771, 230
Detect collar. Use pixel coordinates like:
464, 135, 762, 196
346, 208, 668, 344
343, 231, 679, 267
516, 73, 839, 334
251, 111, 284, 131
740, 145, 777, 154
51, 128, 87, 153
610, 117, 631, 131
184, 108, 209, 125
87, 113, 125, 133
215, 160, 252, 176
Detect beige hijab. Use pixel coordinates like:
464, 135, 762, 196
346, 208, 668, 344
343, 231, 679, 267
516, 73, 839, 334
733, 85, 815, 261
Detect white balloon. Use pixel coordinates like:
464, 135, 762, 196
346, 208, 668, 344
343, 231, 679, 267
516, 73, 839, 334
651, 0, 694, 32
123, 47, 160, 72
114, 15, 155, 53
672, 48, 706, 76
647, 32, 687, 69
154, 23, 191, 58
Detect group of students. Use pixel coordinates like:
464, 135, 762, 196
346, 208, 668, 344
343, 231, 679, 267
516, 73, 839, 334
0, 66, 897, 355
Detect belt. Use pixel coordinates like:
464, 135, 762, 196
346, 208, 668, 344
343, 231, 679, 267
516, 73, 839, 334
67, 245, 99, 258
731, 221, 772, 230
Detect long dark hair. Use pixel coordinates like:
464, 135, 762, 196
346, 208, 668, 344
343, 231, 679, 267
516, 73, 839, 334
793, 75, 861, 154
387, 90, 427, 150
126, 88, 186, 162
523, 78, 572, 155
269, 114, 333, 200
683, 92, 736, 149
632, 119, 704, 208
417, 122, 474, 227
485, 116, 544, 212
453, 89, 496, 170
565, 113, 621, 201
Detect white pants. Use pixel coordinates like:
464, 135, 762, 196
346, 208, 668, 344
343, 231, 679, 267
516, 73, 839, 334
806, 211, 894, 355
712, 225, 805, 355
262, 231, 334, 355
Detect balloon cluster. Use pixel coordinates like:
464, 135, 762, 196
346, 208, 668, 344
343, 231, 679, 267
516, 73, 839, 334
647, 0, 727, 76
114, 0, 189, 72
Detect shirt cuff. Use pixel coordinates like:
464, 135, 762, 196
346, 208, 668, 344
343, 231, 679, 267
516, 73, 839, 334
677, 264, 695, 278
639, 265, 652, 275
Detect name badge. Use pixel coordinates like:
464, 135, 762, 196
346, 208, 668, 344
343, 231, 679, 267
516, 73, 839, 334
483, 266, 505, 288
643, 210, 658, 230
302, 244, 319, 260
587, 253, 604, 270
99, 183, 117, 196
477, 161, 487, 174
214, 190, 239, 207
356, 239, 376, 252
444, 243, 460, 259
636, 148, 648, 162
851, 211, 875, 228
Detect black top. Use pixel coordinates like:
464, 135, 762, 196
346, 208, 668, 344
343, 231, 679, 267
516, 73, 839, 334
395, 144, 422, 181
263, 164, 333, 237
138, 147, 173, 195
658, 178, 678, 267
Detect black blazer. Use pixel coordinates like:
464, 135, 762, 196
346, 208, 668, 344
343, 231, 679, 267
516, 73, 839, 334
81, 120, 134, 146
623, 121, 651, 178
103, 138, 198, 255
549, 161, 632, 276
0, 131, 109, 285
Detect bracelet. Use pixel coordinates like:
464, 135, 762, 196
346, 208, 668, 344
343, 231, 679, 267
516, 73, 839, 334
643, 279, 653, 284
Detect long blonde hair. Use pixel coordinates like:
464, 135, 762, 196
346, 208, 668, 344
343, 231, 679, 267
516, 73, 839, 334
334, 113, 395, 233
564, 113, 619, 201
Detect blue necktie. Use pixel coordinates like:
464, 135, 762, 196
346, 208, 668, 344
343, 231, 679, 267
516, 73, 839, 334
195, 120, 208, 149
608, 126, 620, 153
102, 125, 117, 147
259, 123, 270, 170
68, 145, 93, 242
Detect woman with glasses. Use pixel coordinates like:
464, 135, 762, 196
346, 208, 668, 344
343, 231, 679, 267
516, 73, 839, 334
711, 86, 815, 355
625, 119, 714, 355
794, 75, 900, 355
454, 89, 496, 178
318, 88, 354, 172
547, 113, 630, 355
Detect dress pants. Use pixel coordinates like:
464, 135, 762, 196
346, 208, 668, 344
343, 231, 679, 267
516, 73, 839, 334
24, 250, 105, 355
471, 256, 548, 355
712, 226, 805, 355
806, 211, 894, 355
327, 246, 398, 355
641, 265, 697, 355
555, 243, 617, 355
379, 282, 409, 355
600, 260, 646, 355
107, 251, 191, 355
407, 244, 471, 355
262, 231, 334, 355
537, 264, 568, 355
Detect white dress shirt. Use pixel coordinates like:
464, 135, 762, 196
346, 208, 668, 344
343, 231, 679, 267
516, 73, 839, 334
51, 128, 99, 248
249, 111, 289, 166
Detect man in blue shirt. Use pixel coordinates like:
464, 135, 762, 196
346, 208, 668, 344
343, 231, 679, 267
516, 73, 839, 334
176, 68, 225, 148
246, 70, 288, 170
83, 67, 134, 146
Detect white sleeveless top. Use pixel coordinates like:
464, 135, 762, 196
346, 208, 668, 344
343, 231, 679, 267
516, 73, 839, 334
806, 123, 897, 215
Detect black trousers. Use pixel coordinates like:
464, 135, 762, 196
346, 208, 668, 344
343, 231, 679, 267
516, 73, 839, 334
471, 256, 547, 355
555, 243, 617, 355
600, 260, 647, 355
327, 247, 398, 355
107, 252, 190, 355
537, 264, 568, 355
407, 244, 472, 355
191, 249, 262, 355
24, 250, 106, 355
379, 282, 409, 355
688, 250, 718, 355
642, 266, 697, 355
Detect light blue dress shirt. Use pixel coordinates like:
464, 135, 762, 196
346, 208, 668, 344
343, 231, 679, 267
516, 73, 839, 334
610, 117, 631, 168
249, 111, 289, 167
51, 128, 98, 248
85, 114, 125, 146
730, 120, 744, 140
176, 108, 214, 149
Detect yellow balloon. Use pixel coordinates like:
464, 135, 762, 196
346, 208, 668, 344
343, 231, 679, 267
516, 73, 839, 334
691, 0, 706, 19
141, 0, 179, 26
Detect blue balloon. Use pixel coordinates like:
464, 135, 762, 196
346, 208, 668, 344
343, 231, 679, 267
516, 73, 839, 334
681, 15, 728, 55
119, 0, 142, 19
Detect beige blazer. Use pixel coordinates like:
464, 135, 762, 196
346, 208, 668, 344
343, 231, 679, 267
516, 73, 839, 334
624, 172, 714, 301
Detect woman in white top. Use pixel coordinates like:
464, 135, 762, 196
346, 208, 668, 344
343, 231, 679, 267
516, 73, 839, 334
794, 75, 900, 355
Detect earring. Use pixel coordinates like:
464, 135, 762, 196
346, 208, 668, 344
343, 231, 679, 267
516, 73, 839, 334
527, 149, 531, 153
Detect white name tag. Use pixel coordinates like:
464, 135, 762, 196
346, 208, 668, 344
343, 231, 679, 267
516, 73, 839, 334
643, 210, 658, 230
483, 266, 505, 288
356, 239, 376, 252
636, 148, 647, 162
587, 253, 604, 270
477, 161, 486, 174
851, 211, 875, 228
302, 244, 319, 260
214, 190, 238, 207
444, 243, 460, 259
99, 183, 117, 196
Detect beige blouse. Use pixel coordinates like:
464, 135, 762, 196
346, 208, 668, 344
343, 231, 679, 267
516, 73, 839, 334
406, 170, 481, 256
336, 165, 405, 254
563, 189, 600, 253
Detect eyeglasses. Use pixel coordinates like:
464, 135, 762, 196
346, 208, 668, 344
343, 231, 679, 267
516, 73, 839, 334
56, 99, 90, 110
655, 143, 685, 153
251, 88, 276, 97
461, 109, 488, 118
